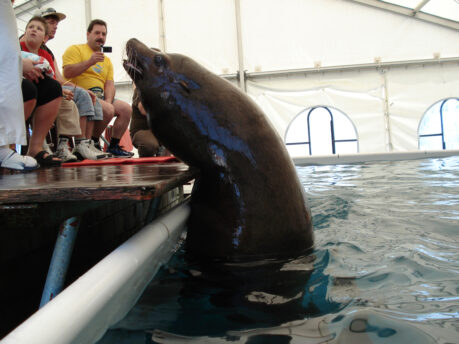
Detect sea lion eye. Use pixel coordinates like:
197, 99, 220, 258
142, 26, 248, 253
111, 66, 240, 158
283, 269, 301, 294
154, 55, 164, 67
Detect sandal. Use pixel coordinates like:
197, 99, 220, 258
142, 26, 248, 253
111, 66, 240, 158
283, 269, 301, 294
34, 150, 62, 167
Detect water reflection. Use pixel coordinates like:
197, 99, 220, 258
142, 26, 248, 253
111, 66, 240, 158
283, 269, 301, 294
98, 156, 459, 343
98, 248, 348, 342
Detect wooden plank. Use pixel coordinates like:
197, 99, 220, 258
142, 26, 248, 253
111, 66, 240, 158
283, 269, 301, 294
0, 163, 197, 204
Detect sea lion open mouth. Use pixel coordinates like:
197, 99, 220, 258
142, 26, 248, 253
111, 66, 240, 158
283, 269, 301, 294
123, 43, 143, 81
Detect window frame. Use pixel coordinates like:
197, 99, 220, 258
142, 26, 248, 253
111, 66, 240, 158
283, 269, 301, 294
284, 105, 359, 156
418, 97, 459, 150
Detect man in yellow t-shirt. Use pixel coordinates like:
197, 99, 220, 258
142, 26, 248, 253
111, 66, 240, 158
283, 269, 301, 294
62, 19, 133, 157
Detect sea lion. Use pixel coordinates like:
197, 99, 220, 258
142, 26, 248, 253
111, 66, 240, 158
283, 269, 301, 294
123, 38, 313, 262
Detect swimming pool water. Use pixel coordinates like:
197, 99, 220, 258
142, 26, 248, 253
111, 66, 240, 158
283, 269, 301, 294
98, 156, 459, 344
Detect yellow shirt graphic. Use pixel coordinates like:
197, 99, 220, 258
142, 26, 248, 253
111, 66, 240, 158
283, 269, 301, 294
62, 43, 114, 91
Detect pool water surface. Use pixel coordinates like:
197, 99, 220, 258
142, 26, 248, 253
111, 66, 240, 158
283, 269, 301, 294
99, 156, 459, 344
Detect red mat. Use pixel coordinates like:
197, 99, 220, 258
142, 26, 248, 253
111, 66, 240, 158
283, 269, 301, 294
62, 156, 178, 167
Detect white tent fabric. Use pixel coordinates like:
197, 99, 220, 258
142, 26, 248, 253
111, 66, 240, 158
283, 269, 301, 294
386, 63, 459, 151
247, 70, 386, 152
17, 0, 459, 78
14, 0, 459, 154
247, 61, 459, 152
239, 0, 459, 73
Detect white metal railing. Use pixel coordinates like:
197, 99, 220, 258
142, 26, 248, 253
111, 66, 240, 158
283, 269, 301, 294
2, 203, 190, 344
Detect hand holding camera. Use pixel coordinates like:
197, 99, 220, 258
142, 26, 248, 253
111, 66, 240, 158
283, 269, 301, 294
89, 46, 112, 66
100, 46, 112, 53
90, 51, 106, 65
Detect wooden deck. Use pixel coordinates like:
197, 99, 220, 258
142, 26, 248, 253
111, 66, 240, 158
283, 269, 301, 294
0, 161, 197, 204
0, 160, 197, 338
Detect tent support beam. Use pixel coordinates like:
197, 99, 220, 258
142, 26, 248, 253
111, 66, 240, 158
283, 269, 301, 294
413, 0, 431, 15
85, 0, 92, 28
234, 0, 246, 92
158, 0, 167, 52
347, 0, 459, 31
244, 57, 459, 79
381, 69, 393, 152
114, 57, 459, 87
13, 0, 52, 17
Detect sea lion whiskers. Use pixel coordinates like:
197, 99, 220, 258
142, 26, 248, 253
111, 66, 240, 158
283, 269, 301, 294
125, 61, 142, 78
123, 47, 143, 81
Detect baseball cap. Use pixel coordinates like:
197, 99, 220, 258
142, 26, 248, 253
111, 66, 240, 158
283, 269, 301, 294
41, 8, 66, 21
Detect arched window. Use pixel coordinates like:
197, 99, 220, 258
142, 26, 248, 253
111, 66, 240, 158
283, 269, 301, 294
285, 106, 358, 157
419, 98, 459, 150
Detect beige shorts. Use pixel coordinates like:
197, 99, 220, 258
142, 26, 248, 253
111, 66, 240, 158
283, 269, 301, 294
55, 99, 82, 136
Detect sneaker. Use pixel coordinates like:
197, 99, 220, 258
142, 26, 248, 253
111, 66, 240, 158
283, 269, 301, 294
0, 147, 38, 171
89, 139, 112, 158
55, 138, 78, 163
73, 139, 107, 160
93, 140, 104, 152
107, 144, 134, 158
43, 141, 54, 155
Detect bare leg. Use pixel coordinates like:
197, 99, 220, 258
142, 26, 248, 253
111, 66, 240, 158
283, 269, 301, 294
24, 99, 36, 120
110, 99, 132, 139
86, 119, 95, 139
76, 116, 94, 139
27, 97, 62, 158
76, 116, 87, 139
92, 99, 115, 138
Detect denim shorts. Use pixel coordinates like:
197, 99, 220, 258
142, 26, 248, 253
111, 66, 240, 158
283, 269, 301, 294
63, 85, 103, 121
89, 86, 119, 105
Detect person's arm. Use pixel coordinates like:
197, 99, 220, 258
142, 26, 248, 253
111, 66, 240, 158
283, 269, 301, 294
63, 51, 105, 79
22, 58, 44, 83
104, 79, 115, 104
52, 58, 74, 101
54, 59, 69, 85
54, 57, 96, 104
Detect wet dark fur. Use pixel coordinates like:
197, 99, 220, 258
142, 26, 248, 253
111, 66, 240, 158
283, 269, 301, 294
124, 38, 313, 262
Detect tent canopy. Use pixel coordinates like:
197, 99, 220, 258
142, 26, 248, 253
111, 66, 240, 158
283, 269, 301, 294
14, 0, 459, 154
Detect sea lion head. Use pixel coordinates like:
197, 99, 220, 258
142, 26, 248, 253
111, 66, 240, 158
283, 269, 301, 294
123, 38, 210, 165
123, 38, 191, 114
123, 38, 255, 168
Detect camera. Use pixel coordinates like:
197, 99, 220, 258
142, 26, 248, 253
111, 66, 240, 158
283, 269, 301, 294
100, 46, 112, 53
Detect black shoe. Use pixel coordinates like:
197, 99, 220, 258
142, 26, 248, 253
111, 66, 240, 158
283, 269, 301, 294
107, 144, 134, 158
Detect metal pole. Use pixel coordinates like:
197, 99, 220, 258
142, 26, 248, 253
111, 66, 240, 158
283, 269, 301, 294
40, 216, 80, 308
439, 99, 447, 150
158, 0, 167, 52
234, 0, 246, 92
85, 0, 92, 29
381, 69, 393, 151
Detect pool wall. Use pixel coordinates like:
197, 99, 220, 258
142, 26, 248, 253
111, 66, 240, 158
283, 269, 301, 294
293, 149, 459, 165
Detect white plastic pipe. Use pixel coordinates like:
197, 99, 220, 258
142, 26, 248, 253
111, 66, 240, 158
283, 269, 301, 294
293, 149, 459, 166
2, 203, 190, 344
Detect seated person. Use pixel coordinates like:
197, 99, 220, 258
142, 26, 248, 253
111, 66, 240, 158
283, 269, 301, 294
19, 16, 62, 166
62, 19, 133, 158
40, 8, 110, 161
0, 2, 38, 171
130, 86, 168, 157
21, 16, 85, 163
